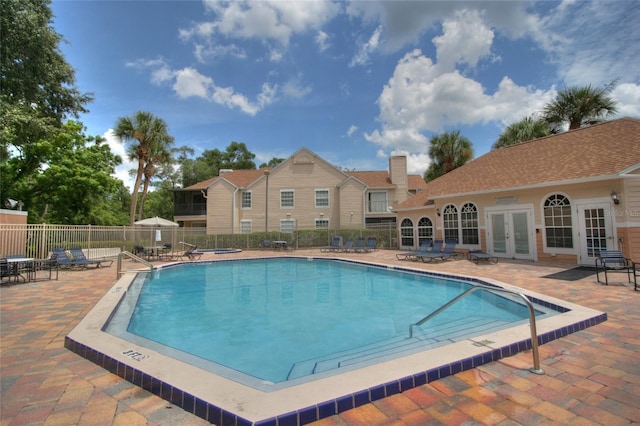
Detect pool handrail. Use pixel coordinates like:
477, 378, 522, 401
409, 284, 545, 375
117, 251, 154, 276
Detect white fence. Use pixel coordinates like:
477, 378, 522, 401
0, 223, 399, 259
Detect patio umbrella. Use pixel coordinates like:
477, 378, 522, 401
134, 217, 179, 246
134, 216, 179, 227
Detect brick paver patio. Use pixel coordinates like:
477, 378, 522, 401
1, 250, 638, 425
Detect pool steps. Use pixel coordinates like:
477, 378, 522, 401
287, 316, 512, 380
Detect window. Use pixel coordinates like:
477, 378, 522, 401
400, 218, 414, 247
315, 218, 329, 229
417, 217, 434, 245
443, 205, 459, 243
460, 203, 479, 245
240, 220, 251, 234
315, 189, 329, 208
280, 219, 295, 233
280, 190, 294, 208
241, 191, 251, 209
368, 192, 387, 213
544, 194, 573, 248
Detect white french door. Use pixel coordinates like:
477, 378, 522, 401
577, 202, 615, 265
487, 208, 535, 260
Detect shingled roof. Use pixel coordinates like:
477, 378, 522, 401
184, 166, 426, 192
397, 117, 640, 209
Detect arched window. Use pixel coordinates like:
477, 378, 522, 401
544, 194, 573, 248
443, 205, 459, 243
400, 218, 414, 247
417, 217, 433, 245
460, 203, 479, 244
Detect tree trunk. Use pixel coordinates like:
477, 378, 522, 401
129, 159, 145, 225
138, 176, 151, 221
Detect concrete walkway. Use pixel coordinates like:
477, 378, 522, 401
1, 250, 638, 425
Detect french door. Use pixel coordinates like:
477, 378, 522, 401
488, 209, 535, 260
577, 202, 615, 265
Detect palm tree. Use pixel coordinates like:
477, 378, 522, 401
543, 81, 619, 131
137, 140, 172, 220
424, 130, 473, 182
114, 111, 174, 224
492, 116, 551, 149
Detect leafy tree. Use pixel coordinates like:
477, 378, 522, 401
424, 130, 473, 182
178, 142, 257, 187
259, 157, 285, 168
26, 121, 126, 224
220, 141, 256, 170
114, 111, 174, 224
492, 116, 551, 149
0, 0, 93, 203
543, 81, 619, 131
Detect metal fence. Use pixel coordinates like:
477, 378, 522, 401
0, 223, 399, 259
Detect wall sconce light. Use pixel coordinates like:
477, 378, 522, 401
350, 211, 354, 216
436, 208, 441, 217
286, 212, 291, 218
611, 191, 620, 205
320, 212, 324, 217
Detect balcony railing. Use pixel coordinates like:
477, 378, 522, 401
174, 203, 207, 216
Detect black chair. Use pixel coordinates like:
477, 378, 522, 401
595, 250, 634, 285
633, 261, 639, 291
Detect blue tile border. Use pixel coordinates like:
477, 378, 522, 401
64, 257, 608, 425
65, 304, 607, 425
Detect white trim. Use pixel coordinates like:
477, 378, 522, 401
315, 189, 330, 208
280, 189, 295, 209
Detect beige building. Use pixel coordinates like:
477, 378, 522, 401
394, 117, 640, 265
174, 147, 427, 234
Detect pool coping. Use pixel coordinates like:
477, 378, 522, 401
65, 256, 607, 426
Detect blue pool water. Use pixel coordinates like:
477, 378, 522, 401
109, 258, 549, 385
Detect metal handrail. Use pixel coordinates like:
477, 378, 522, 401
117, 251, 154, 276
409, 285, 545, 375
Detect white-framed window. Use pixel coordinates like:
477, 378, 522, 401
400, 218, 414, 247
417, 217, 434, 245
240, 220, 252, 234
241, 191, 252, 209
315, 189, 329, 208
460, 203, 479, 244
280, 219, 295, 233
315, 218, 329, 229
368, 192, 387, 213
544, 194, 573, 248
280, 190, 294, 208
443, 204, 459, 243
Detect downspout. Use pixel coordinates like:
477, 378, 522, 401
362, 187, 368, 227
232, 187, 240, 234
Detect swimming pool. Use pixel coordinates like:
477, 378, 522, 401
66, 256, 607, 425
105, 258, 552, 387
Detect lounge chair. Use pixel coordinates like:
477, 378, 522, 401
320, 236, 343, 253
178, 242, 203, 260
362, 237, 377, 252
467, 250, 498, 264
396, 240, 441, 261
340, 238, 354, 252
352, 237, 366, 252
69, 247, 113, 268
417, 239, 458, 262
595, 250, 633, 285
52, 247, 98, 269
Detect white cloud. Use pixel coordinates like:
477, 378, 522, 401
433, 9, 494, 71
347, 125, 358, 137
129, 59, 279, 116
173, 67, 213, 99
612, 83, 640, 118
315, 30, 330, 52
349, 25, 383, 68
282, 78, 312, 99
189, 0, 341, 55
104, 129, 137, 191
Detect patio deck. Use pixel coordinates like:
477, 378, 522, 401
1, 250, 638, 425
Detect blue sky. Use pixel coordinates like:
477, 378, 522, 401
51, 0, 640, 188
